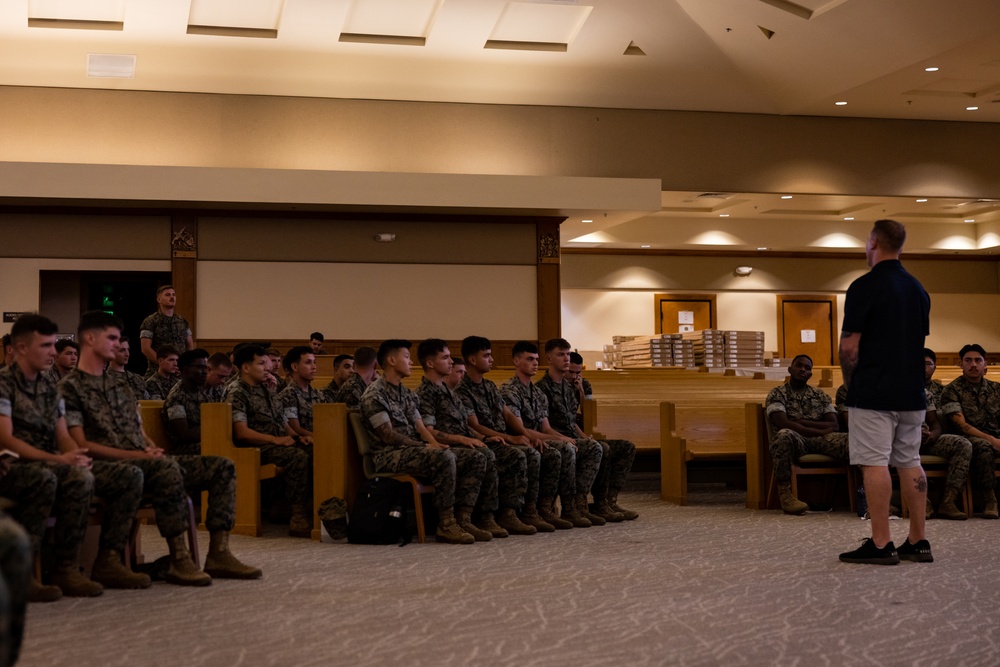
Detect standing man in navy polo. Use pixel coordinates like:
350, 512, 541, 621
839, 219, 931, 565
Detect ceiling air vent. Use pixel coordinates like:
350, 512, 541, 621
695, 193, 733, 200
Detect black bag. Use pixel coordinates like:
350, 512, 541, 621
347, 477, 412, 546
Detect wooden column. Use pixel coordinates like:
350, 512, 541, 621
536, 219, 564, 343
170, 215, 198, 343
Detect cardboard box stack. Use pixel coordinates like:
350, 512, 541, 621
683, 329, 726, 368
722, 330, 766, 367
603, 335, 642, 368
619, 334, 675, 367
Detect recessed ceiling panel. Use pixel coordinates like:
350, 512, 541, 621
488, 2, 593, 46
342, 0, 443, 39
29, 0, 125, 22
188, 0, 285, 31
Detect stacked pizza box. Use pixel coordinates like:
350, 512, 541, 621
722, 330, 766, 367
603, 335, 642, 368
684, 329, 726, 368
619, 334, 675, 367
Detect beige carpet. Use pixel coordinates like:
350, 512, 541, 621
17, 483, 1000, 666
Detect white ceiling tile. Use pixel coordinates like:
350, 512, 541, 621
489, 2, 592, 45
29, 0, 125, 22
188, 0, 285, 31
343, 0, 443, 38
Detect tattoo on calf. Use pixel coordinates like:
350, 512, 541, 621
915, 476, 928, 493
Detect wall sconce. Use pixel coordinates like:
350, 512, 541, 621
734, 266, 753, 277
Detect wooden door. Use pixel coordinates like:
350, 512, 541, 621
777, 296, 837, 365
655, 294, 716, 334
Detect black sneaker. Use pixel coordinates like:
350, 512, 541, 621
839, 538, 899, 565
897, 538, 934, 563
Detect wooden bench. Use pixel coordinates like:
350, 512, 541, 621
200, 402, 281, 537
660, 401, 748, 505
311, 402, 365, 541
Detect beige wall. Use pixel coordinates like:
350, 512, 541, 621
562, 253, 1000, 363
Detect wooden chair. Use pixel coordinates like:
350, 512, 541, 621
131, 400, 200, 565
900, 454, 973, 518
347, 411, 434, 543
200, 402, 281, 537
761, 405, 855, 513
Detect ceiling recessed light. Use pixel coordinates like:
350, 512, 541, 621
719, 214, 730, 217
925, 66, 939, 72
965, 219, 975, 223
844, 217, 854, 221
967, 106, 979, 111
756, 247, 769, 251
835, 101, 847, 106
780, 195, 793, 199
640, 244, 651, 248
915, 198, 928, 203
581, 219, 593, 223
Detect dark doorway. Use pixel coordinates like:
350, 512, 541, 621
39, 270, 172, 374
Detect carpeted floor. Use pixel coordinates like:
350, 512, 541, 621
18, 482, 1000, 666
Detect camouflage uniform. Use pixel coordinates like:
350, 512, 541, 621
162, 381, 209, 456
145, 373, 179, 401
0, 365, 97, 560
924, 393, 972, 495
938, 376, 999, 494
500, 376, 578, 502
279, 382, 330, 433
764, 383, 849, 484
456, 374, 549, 508
109, 369, 149, 400
224, 378, 311, 506
139, 312, 191, 377
834, 384, 850, 432
60, 369, 236, 538
333, 373, 369, 410
203, 384, 226, 403
581, 377, 594, 400
361, 377, 483, 511
415, 378, 499, 512
925, 379, 945, 408
535, 372, 608, 496
0, 514, 29, 667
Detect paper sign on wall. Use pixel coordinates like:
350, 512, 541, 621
800, 329, 816, 343
678, 311, 694, 325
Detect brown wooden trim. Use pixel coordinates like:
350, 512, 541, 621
170, 216, 197, 339
653, 293, 717, 334
775, 294, 839, 363
536, 220, 564, 341
562, 247, 1000, 262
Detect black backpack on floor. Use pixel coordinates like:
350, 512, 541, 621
347, 477, 412, 546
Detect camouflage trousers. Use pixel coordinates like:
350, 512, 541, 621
592, 439, 637, 501
535, 444, 564, 503
0, 461, 91, 563
545, 439, 603, 500
130, 458, 191, 539
374, 445, 485, 511
91, 461, 144, 552
451, 446, 492, 512
921, 434, 972, 494
488, 442, 529, 511
172, 455, 237, 533
259, 444, 311, 506
0, 515, 29, 667
769, 430, 850, 485
965, 437, 998, 493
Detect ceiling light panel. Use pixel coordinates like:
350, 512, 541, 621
188, 0, 285, 36
341, 0, 443, 42
487, 2, 593, 50
29, 0, 124, 22
86, 53, 136, 78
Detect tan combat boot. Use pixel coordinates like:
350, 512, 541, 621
204, 532, 263, 579
28, 577, 62, 603
591, 497, 625, 523
495, 508, 537, 536
50, 560, 103, 597
456, 507, 493, 542
165, 535, 212, 587
608, 490, 639, 520
476, 511, 509, 539
560, 494, 591, 528
90, 549, 152, 589
537, 498, 572, 529
435, 508, 474, 545
982, 490, 999, 520
289, 504, 312, 538
777, 482, 809, 515
577, 493, 606, 526
937, 488, 968, 520
520, 503, 555, 532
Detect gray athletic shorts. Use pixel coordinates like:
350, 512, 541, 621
848, 408, 924, 468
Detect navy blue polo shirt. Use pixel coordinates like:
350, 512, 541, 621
842, 259, 929, 411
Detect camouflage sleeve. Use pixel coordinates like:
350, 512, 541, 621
500, 384, 521, 419
279, 387, 299, 422
164, 392, 187, 421
925, 390, 936, 413
938, 384, 962, 416
413, 384, 437, 427
536, 389, 550, 422
360, 389, 391, 430
139, 314, 155, 339
225, 385, 249, 424
834, 385, 848, 413
0, 374, 12, 417
582, 377, 593, 399
764, 387, 786, 416
58, 379, 85, 428
820, 391, 836, 415
408, 390, 423, 425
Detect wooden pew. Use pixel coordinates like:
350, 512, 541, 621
660, 401, 748, 505
311, 402, 365, 541
200, 402, 280, 537
745, 402, 773, 510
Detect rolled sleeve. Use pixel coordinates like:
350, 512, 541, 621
940, 401, 962, 416
139, 329, 154, 339
765, 403, 786, 416
166, 404, 187, 421
368, 411, 390, 429
0, 398, 11, 418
